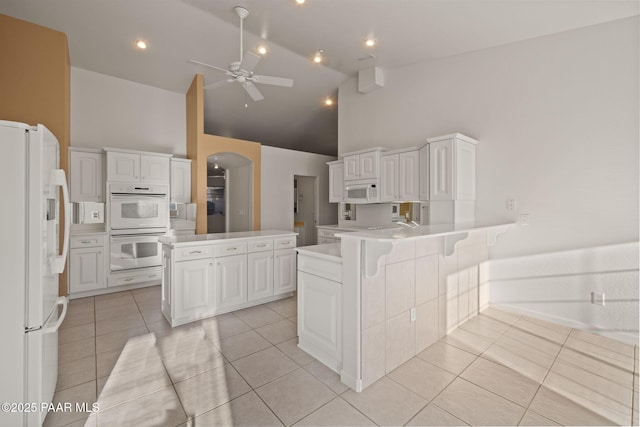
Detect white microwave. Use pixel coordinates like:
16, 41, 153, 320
344, 179, 381, 204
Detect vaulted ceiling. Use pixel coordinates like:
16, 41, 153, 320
1, 0, 637, 156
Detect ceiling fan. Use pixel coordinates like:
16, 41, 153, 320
188, 6, 294, 102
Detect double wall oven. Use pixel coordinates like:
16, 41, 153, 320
109, 183, 168, 273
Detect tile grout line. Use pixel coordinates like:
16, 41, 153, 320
515, 325, 572, 426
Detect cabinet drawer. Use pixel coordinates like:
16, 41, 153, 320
274, 236, 296, 249
108, 268, 161, 287
318, 229, 337, 239
70, 234, 105, 248
214, 241, 248, 257
298, 254, 342, 283
248, 239, 273, 253
174, 245, 214, 261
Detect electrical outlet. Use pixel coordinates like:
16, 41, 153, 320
506, 198, 516, 211
410, 307, 416, 322
591, 291, 605, 306
518, 213, 529, 225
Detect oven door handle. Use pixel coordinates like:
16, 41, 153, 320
110, 194, 167, 200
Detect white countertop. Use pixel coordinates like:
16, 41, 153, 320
159, 230, 296, 246
337, 220, 514, 241
317, 224, 403, 232
296, 242, 342, 261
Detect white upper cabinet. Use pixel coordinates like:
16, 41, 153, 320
419, 145, 429, 201
399, 151, 420, 201
380, 150, 420, 202
70, 149, 103, 202
428, 134, 477, 201
106, 151, 140, 183
380, 154, 399, 202
170, 158, 191, 203
105, 148, 171, 184
343, 149, 383, 181
328, 161, 344, 203
140, 155, 170, 184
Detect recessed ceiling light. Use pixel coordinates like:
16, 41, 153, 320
256, 45, 268, 55
313, 49, 324, 64
365, 38, 376, 47
324, 98, 334, 106
135, 39, 148, 50
295, 0, 305, 4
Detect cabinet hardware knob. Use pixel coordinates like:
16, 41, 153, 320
189, 250, 202, 254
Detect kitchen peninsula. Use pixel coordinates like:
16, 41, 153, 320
159, 230, 297, 326
297, 220, 512, 392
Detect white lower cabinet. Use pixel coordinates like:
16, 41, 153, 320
69, 234, 107, 295
248, 251, 274, 302
298, 266, 342, 373
274, 249, 297, 294
162, 233, 297, 327
174, 257, 215, 322
215, 254, 248, 310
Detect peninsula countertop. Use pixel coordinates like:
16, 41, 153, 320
336, 220, 514, 241
158, 230, 297, 247
296, 242, 342, 261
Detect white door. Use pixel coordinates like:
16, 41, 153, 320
215, 254, 248, 310
380, 154, 398, 202
174, 258, 215, 321
107, 152, 140, 182
70, 151, 103, 202
248, 252, 274, 301
141, 155, 170, 184
274, 249, 296, 294
399, 151, 420, 201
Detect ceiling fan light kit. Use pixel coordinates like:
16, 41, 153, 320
188, 5, 294, 103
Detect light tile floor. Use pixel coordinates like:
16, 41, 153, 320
45, 286, 639, 427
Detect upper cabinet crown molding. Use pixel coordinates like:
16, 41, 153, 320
103, 147, 173, 158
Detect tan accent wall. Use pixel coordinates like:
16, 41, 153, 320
186, 74, 261, 234
0, 14, 71, 295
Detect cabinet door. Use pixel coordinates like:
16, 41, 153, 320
419, 145, 429, 201
69, 247, 105, 293
343, 155, 359, 181
359, 151, 379, 179
298, 271, 341, 369
380, 154, 398, 202
455, 141, 476, 200
70, 151, 103, 202
174, 258, 215, 322
328, 162, 344, 203
429, 140, 454, 201
170, 159, 191, 203
141, 155, 170, 184
399, 151, 420, 201
215, 254, 248, 310
274, 249, 297, 294
107, 152, 140, 182
248, 251, 274, 302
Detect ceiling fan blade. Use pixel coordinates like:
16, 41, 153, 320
240, 51, 261, 73
252, 75, 294, 88
204, 79, 234, 90
187, 59, 229, 74
243, 82, 264, 101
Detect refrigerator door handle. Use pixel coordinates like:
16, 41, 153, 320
49, 169, 70, 274
41, 297, 68, 334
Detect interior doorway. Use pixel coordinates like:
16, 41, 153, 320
207, 152, 253, 233
294, 175, 317, 246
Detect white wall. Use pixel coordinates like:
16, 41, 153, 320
261, 146, 338, 231
338, 17, 639, 339
71, 67, 186, 155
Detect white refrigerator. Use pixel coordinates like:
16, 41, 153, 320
0, 121, 70, 426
